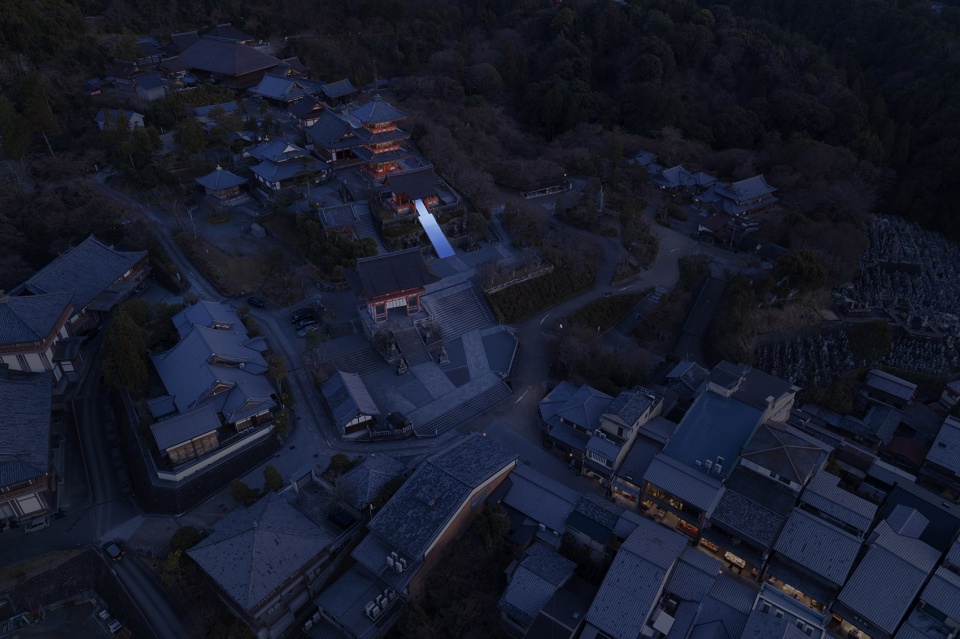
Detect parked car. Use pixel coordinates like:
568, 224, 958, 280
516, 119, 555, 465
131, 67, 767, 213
103, 541, 124, 561
289, 308, 316, 324
296, 318, 319, 331
298, 325, 320, 338
246, 296, 266, 309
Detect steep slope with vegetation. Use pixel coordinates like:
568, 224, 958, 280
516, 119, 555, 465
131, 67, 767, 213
2, 0, 959, 287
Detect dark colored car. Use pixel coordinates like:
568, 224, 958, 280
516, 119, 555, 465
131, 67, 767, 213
103, 541, 124, 561
289, 308, 316, 324
246, 296, 266, 309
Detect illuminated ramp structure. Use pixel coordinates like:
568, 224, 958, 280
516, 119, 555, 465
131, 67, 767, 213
415, 198, 455, 259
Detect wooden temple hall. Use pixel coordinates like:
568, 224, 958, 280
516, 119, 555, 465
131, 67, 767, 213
354, 249, 440, 323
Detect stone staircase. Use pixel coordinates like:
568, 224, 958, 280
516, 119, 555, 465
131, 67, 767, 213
352, 207, 389, 255
415, 381, 513, 436
395, 327, 432, 366
614, 285, 669, 335
422, 284, 497, 340
342, 177, 366, 203
596, 254, 617, 288
327, 346, 385, 375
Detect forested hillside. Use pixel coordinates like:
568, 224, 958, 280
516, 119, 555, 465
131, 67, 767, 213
1, 0, 959, 259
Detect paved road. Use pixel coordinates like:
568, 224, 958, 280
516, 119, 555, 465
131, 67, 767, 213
85, 174, 732, 495
113, 554, 188, 639
0, 337, 139, 568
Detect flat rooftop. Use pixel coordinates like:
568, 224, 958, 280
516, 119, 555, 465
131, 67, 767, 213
663, 391, 764, 478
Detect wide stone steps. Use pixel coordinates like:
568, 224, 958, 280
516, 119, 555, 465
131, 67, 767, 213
396, 327, 432, 366
352, 209, 389, 255
596, 256, 617, 288
327, 346, 385, 376
614, 286, 669, 335
422, 284, 496, 340
415, 381, 513, 436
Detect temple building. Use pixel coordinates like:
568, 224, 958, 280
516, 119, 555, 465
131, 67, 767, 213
354, 249, 439, 323
195, 166, 247, 202
349, 96, 411, 180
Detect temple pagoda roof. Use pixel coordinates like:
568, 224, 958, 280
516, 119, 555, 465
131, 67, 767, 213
351, 146, 411, 164
350, 95, 406, 125
195, 166, 247, 190
355, 248, 439, 299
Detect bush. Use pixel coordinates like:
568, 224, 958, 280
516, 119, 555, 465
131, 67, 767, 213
488, 262, 597, 323
323, 453, 359, 480
170, 526, 202, 552
263, 465, 283, 492
474, 508, 511, 549
567, 293, 648, 332
273, 410, 289, 437
230, 479, 258, 506
678, 254, 711, 291
369, 475, 407, 514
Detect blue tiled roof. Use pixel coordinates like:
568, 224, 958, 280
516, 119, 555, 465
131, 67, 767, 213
0, 372, 52, 487
540, 382, 581, 419
927, 416, 960, 475
173, 300, 238, 338
502, 463, 579, 533
546, 421, 589, 452
350, 95, 406, 124
838, 515, 940, 634
0, 292, 72, 346
800, 470, 877, 534
667, 547, 721, 602
13, 235, 146, 312
585, 518, 687, 639
773, 508, 861, 586
195, 167, 246, 191
249, 73, 322, 101
739, 422, 828, 485
710, 471, 796, 550
305, 109, 357, 150
150, 405, 221, 452
643, 453, 723, 513
187, 492, 335, 611
364, 433, 516, 560
321, 371, 380, 431
586, 433, 622, 461
567, 494, 622, 544
551, 385, 613, 431
178, 36, 279, 77
336, 454, 406, 510
151, 323, 274, 423
866, 369, 916, 402
693, 575, 756, 638
602, 388, 656, 427
615, 437, 662, 486
879, 482, 960, 552
663, 391, 764, 477
498, 545, 575, 626
920, 567, 960, 621
321, 78, 357, 100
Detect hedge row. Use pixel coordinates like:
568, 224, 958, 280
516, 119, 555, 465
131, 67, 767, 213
487, 263, 596, 324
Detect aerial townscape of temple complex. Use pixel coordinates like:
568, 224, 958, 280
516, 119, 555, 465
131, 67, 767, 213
4, 8, 960, 639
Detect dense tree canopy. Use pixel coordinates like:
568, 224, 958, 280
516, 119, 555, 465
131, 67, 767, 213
1, 0, 960, 250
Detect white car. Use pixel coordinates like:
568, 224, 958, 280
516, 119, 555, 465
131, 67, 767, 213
298, 324, 320, 338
